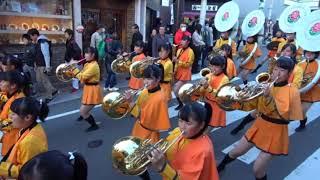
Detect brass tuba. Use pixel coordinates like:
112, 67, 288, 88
112, 130, 184, 176
178, 68, 211, 103
102, 88, 142, 119
56, 59, 86, 82
111, 52, 135, 74
130, 57, 160, 78
216, 72, 276, 111
300, 60, 320, 93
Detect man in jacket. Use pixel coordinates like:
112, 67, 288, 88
152, 25, 171, 57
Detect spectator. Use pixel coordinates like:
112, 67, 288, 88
27, 28, 57, 103
91, 25, 106, 80
192, 24, 205, 73
147, 28, 157, 56
64, 29, 82, 93
272, 20, 280, 37
130, 24, 143, 52
18, 150, 87, 180
104, 32, 122, 91
174, 23, 191, 47
90, 25, 104, 49
202, 21, 213, 67
236, 27, 246, 51
152, 25, 171, 57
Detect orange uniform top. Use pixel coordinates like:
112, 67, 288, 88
129, 53, 146, 90
226, 57, 237, 79
235, 84, 303, 155
158, 58, 173, 101
201, 73, 229, 127
214, 37, 237, 57
161, 128, 219, 180
298, 59, 320, 102
240, 43, 262, 70
174, 47, 194, 81
268, 37, 286, 58
288, 64, 303, 89
131, 87, 171, 142
0, 91, 25, 156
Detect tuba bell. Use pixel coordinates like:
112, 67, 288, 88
102, 88, 142, 119
111, 52, 135, 74
56, 59, 86, 82
299, 60, 320, 93
178, 68, 211, 103
112, 130, 184, 176
130, 56, 160, 78
216, 72, 276, 111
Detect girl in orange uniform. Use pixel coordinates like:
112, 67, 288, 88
71, 47, 102, 132
128, 41, 146, 90
125, 64, 171, 143
173, 35, 194, 110
238, 35, 262, 85
200, 55, 229, 128
148, 102, 219, 180
218, 57, 303, 180
295, 50, 320, 131
221, 44, 237, 80
0, 97, 48, 179
157, 44, 173, 101
0, 70, 30, 156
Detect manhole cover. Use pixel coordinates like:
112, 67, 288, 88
88, 139, 103, 148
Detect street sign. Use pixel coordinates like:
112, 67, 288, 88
191, 4, 218, 12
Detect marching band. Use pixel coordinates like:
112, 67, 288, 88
0, 1, 319, 180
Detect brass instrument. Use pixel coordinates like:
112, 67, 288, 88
178, 68, 211, 103
112, 130, 184, 176
208, 48, 224, 59
130, 57, 161, 78
56, 58, 86, 82
0, 121, 12, 130
111, 52, 135, 74
300, 60, 320, 93
216, 72, 277, 111
102, 88, 142, 119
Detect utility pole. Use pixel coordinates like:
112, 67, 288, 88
199, 0, 207, 26
175, 0, 185, 28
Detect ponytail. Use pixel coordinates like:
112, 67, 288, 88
72, 152, 88, 180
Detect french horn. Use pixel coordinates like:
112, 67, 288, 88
56, 59, 86, 82
111, 52, 135, 74
178, 68, 211, 103
112, 130, 184, 176
216, 72, 276, 111
130, 57, 160, 78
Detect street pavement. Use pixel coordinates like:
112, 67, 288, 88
37, 46, 320, 180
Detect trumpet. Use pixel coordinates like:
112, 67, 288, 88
130, 56, 161, 78
102, 88, 143, 119
112, 130, 184, 176
178, 68, 211, 103
111, 52, 135, 74
56, 58, 86, 82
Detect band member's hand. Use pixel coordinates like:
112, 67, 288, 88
122, 52, 128, 57
149, 148, 166, 172
263, 83, 271, 96
172, 56, 178, 63
69, 59, 78, 64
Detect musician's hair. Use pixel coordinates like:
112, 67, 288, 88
143, 64, 163, 81
158, 44, 171, 53
134, 40, 145, 49
10, 97, 49, 122
2, 54, 23, 72
18, 150, 87, 180
281, 43, 297, 63
276, 56, 295, 73
178, 102, 212, 138
221, 44, 233, 60
208, 55, 227, 75
303, 50, 319, 59
84, 47, 98, 60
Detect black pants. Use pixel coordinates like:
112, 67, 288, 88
192, 45, 202, 73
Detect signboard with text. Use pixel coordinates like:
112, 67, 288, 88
191, 4, 218, 12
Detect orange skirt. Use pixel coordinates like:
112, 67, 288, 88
160, 82, 172, 101
240, 58, 256, 70
206, 99, 226, 127
129, 77, 144, 90
82, 84, 102, 105
245, 117, 289, 155
131, 121, 160, 143
1, 128, 19, 156
175, 68, 192, 81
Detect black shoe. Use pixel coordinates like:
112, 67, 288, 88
174, 104, 183, 110
230, 126, 243, 135
217, 164, 226, 172
86, 125, 99, 132
77, 116, 83, 122
52, 90, 58, 97
45, 98, 53, 104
